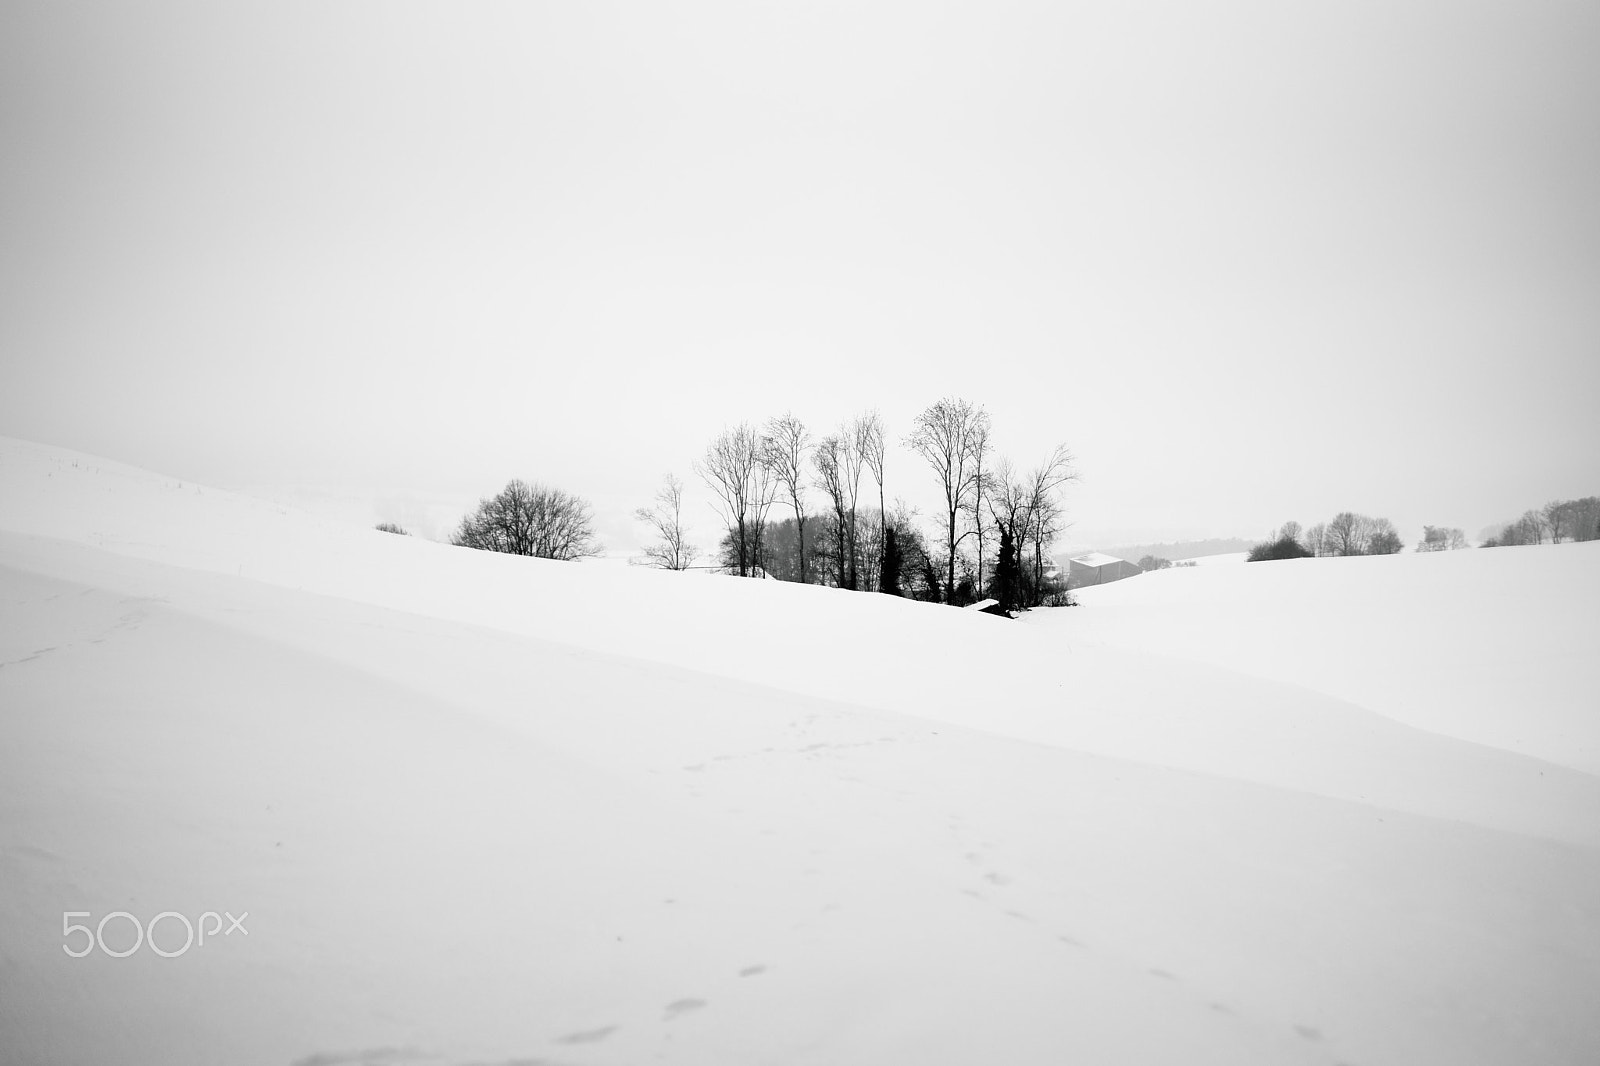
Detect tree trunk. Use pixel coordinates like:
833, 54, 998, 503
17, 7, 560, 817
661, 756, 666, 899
796, 509, 807, 583
878, 483, 887, 591
946, 508, 958, 603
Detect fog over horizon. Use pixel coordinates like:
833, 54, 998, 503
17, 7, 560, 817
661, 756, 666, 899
3, 2, 1596, 553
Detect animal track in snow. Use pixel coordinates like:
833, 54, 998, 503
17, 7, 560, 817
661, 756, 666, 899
664, 998, 707, 1019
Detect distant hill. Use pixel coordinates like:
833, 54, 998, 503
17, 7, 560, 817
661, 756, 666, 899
1081, 537, 1256, 565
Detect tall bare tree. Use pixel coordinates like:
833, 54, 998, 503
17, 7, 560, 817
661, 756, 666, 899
453, 479, 602, 560
960, 418, 994, 596
858, 410, 887, 587
840, 418, 869, 590
1023, 444, 1077, 603
695, 424, 766, 577
1516, 509, 1547, 545
906, 397, 990, 603
1304, 522, 1329, 556
1540, 499, 1572, 543
634, 473, 698, 570
813, 433, 850, 587
762, 413, 812, 582
988, 457, 1033, 596
749, 455, 780, 576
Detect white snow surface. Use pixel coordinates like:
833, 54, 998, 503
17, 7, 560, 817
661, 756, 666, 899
2, 436, 1598, 1065
1046, 547, 1600, 775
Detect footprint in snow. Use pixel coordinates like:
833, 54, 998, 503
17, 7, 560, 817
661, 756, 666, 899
555, 1026, 617, 1045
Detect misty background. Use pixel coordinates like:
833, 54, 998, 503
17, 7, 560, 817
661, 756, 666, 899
3, 1, 1596, 553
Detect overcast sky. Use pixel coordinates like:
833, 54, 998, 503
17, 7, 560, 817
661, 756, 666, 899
3, 1, 1597, 552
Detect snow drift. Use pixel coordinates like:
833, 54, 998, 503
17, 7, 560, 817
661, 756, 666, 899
2, 436, 1597, 1066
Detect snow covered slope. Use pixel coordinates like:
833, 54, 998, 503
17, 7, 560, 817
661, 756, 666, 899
1034, 544, 1600, 774
3, 437, 1598, 1066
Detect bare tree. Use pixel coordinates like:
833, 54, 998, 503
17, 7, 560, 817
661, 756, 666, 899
695, 424, 765, 577
1278, 520, 1302, 544
988, 457, 1035, 597
762, 413, 812, 582
634, 473, 698, 570
1541, 499, 1571, 543
1304, 522, 1328, 556
1367, 517, 1403, 555
1567, 497, 1600, 542
857, 411, 887, 590
1518, 508, 1548, 545
1023, 445, 1077, 603
960, 417, 995, 597
453, 479, 602, 560
907, 397, 990, 603
1561, 492, 1600, 534
840, 417, 870, 590
1325, 511, 1372, 556
989, 458, 1028, 546
749, 455, 780, 576
814, 433, 850, 587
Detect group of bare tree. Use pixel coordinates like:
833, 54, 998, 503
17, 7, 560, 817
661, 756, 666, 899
1483, 496, 1600, 547
714, 501, 945, 599
906, 398, 1076, 609
1296, 513, 1404, 557
667, 398, 1075, 612
1252, 516, 1402, 560
452, 479, 602, 561
1415, 526, 1469, 552
687, 411, 890, 587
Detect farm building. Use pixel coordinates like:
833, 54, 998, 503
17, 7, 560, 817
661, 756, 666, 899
1067, 552, 1142, 588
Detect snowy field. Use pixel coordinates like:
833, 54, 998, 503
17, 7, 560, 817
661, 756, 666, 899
2, 436, 1598, 1066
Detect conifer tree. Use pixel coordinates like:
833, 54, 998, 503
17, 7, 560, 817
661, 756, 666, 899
881, 526, 904, 597
994, 526, 1020, 613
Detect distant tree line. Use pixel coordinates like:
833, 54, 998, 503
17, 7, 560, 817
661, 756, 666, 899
1249, 514, 1404, 561
1481, 496, 1600, 547
656, 398, 1076, 614
1244, 496, 1600, 561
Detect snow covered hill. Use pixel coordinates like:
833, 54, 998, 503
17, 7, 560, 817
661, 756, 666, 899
3, 437, 1598, 1066
1036, 543, 1600, 774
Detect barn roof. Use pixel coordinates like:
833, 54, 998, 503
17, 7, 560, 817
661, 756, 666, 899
1069, 552, 1129, 568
